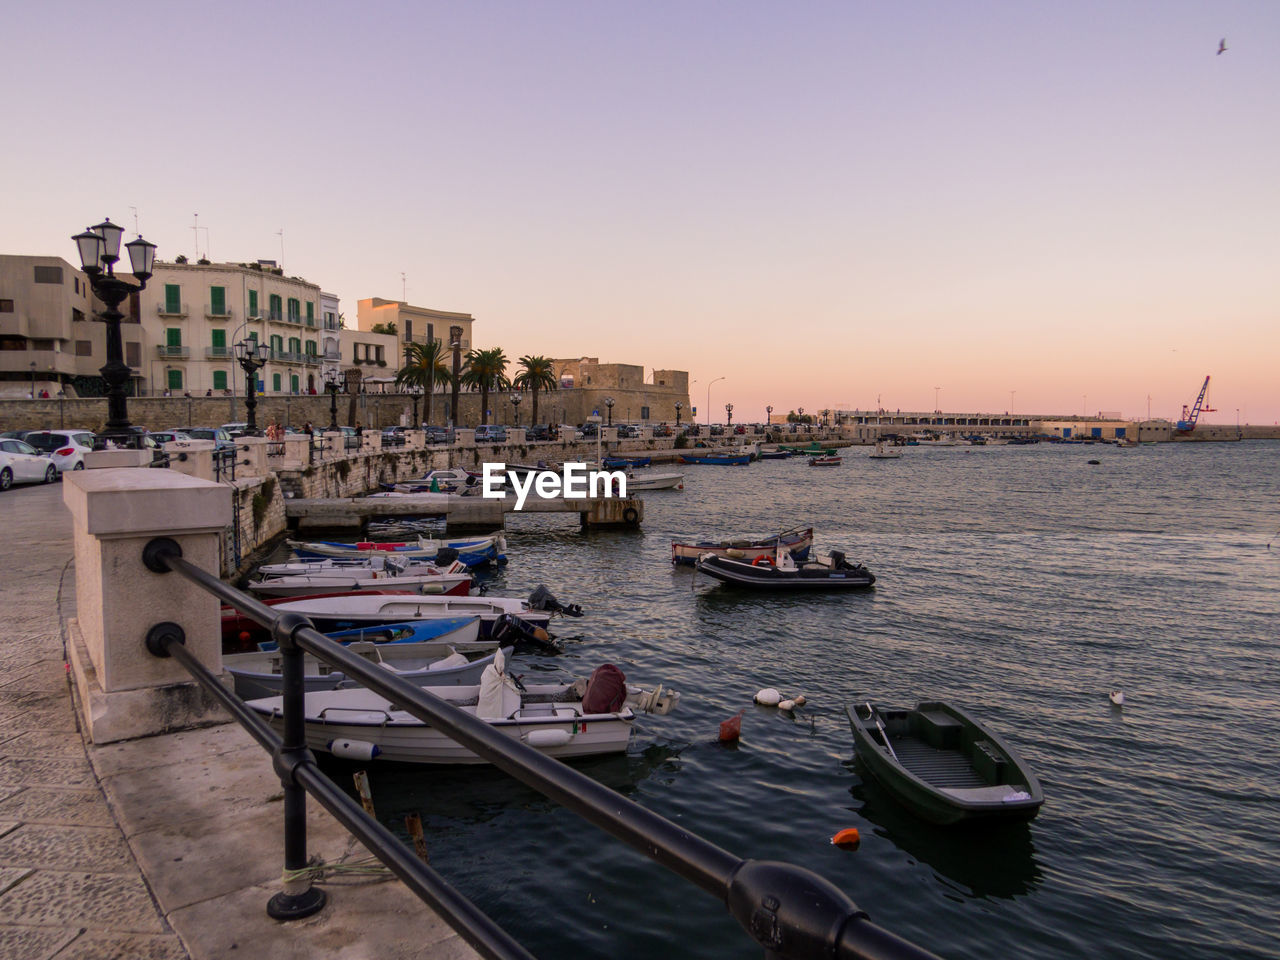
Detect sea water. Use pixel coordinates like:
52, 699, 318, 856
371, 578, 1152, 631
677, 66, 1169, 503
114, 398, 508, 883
319, 440, 1280, 959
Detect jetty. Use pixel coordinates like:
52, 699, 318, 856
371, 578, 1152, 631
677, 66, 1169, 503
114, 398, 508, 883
285, 492, 643, 532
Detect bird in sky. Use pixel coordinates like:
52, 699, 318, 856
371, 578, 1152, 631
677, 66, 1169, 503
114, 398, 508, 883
1217, 38, 1228, 55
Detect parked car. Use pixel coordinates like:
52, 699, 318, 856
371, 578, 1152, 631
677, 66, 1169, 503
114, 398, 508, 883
474, 425, 508, 442
23, 429, 96, 473
616, 424, 641, 438
177, 427, 237, 450
652, 423, 673, 438
526, 424, 555, 441
221, 422, 250, 438
381, 426, 408, 447
422, 425, 454, 444
148, 430, 193, 445
0, 438, 60, 489
580, 422, 599, 439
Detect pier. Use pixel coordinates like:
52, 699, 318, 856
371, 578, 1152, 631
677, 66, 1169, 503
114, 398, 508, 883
285, 492, 644, 532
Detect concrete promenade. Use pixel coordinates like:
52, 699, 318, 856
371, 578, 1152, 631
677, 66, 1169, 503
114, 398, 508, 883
0, 481, 480, 960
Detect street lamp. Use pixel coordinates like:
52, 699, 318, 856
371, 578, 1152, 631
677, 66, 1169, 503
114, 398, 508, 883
707, 376, 725, 425
234, 338, 268, 435
605, 397, 614, 427
324, 368, 342, 432
725, 402, 734, 428
934, 386, 940, 412
674, 401, 683, 430
510, 391, 522, 426
71, 217, 156, 443
766, 404, 773, 426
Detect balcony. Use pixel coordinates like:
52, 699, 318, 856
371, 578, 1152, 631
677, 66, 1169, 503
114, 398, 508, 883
205, 304, 234, 320
156, 303, 189, 318
267, 310, 284, 323
205, 346, 234, 359
156, 345, 191, 358
271, 350, 306, 363
302, 353, 321, 365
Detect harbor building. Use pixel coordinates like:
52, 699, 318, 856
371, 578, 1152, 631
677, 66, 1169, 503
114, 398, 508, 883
355, 298, 475, 353
0, 254, 102, 398
549, 358, 690, 426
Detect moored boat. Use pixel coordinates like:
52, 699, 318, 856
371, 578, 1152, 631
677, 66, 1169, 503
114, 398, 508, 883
846, 700, 1044, 825
624, 470, 684, 491
679, 453, 751, 465
287, 533, 507, 567
671, 525, 814, 565
869, 440, 902, 460
247, 559, 473, 598
696, 548, 874, 590
808, 455, 842, 466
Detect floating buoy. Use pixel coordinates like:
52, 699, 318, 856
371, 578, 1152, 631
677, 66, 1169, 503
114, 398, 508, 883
719, 709, 745, 742
793, 695, 807, 707
1088, 459, 1101, 465
754, 688, 782, 707
831, 828, 861, 848
1109, 689, 1124, 707
778, 699, 796, 711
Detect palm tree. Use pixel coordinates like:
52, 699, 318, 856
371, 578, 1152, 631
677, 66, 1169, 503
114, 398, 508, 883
461, 347, 510, 425
511, 355, 558, 427
395, 340, 452, 426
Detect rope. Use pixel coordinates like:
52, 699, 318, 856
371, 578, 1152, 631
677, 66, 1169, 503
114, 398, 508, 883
282, 848, 395, 886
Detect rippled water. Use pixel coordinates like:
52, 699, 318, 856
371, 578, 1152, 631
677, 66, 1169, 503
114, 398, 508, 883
316, 441, 1280, 960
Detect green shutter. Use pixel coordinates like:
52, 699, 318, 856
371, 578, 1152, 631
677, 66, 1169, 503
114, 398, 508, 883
289, 337, 300, 354
166, 328, 182, 347
269, 294, 282, 319
305, 340, 316, 355
290, 374, 300, 393
272, 373, 281, 391
164, 284, 181, 313
306, 301, 314, 322
210, 286, 225, 315
213, 370, 227, 390
248, 290, 258, 317
167, 369, 183, 390
211, 329, 226, 349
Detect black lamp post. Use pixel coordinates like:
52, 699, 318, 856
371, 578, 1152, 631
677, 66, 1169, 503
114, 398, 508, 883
605, 397, 614, 427
324, 369, 342, 432
674, 401, 683, 430
72, 218, 156, 443
235, 339, 268, 435
510, 391, 521, 426
766, 404, 773, 426
725, 402, 734, 428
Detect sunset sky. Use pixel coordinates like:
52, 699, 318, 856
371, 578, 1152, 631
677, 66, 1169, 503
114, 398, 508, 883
4, 2, 1276, 423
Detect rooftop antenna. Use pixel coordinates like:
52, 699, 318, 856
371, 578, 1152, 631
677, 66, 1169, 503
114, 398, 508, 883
199, 227, 210, 262
192, 213, 200, 259
401, 271, 407, 301
129, 206, 139, 235
276, 228, 285, 269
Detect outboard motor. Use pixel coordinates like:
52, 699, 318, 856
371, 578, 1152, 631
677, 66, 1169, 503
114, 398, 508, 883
528, 585, 584, 618
491, 613, 559, 651
384, 556, 406, 576
434, 547, 460, 566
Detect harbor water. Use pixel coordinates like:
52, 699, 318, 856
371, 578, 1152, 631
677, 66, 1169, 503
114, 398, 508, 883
314, 441, 1280, 959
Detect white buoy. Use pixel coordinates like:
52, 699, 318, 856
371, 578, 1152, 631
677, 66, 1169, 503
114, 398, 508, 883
792, 695, 807, 707
1109, 689, 1124, 707
754, 688, 781, 707
778, 699, 796, 711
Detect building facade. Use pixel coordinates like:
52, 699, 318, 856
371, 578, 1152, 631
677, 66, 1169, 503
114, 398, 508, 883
548, 358, 690, 426
355, 298, 474, 355
0, 255, 104, 397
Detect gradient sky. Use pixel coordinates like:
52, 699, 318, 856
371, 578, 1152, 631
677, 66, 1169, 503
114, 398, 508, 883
4, 1, 1277, 422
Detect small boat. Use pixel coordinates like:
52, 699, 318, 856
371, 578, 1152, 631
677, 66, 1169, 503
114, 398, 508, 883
288, 533, 507, 567
258, 554, 460, 577
696, 548, 874, 590
671, 525, 814, 566
226, 637, 509, 699
869, 440, 901, 460
385, 468, 482, 494
779, 443, 836, 455
757, 449, 793, 460
846, 701, 1044, 825
245, 653, 680, 765
247, 558, 473, 598
624, 470, 684, 491
809, 455, 842, 466
679, 453, 751, 465
603, 456, 651, 468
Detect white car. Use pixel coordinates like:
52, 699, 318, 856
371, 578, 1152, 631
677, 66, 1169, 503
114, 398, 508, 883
0, 438, 60, 490
22, 429, 96, 473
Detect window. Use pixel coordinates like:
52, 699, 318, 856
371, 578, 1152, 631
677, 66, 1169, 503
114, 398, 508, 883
166, 328, 182, 347
126, 342, 140, 366
0, 299, 13, 312
287, 298, 300, 322
211, 329, 226, 349
288, 337, 301, 355
71, 308, 85, 322
248, 289, 259, 318
164, 284, 181, 314
269, 294, 282, 321
210, 286, 226, 315
167, 368, 183, 391
272, 372, 282, 392
75, 340, 92, 356
305, 340, 317, 355
213, 370, 228, 390
270, 334, 284, 354
640, 406, 650, 420
34, 265, 63, 284
290, 374, 299, 393
305, 301, 314, 325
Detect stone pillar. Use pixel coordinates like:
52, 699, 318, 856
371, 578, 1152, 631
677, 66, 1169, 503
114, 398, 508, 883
237, 436, 269, 477
164, 439, 217, 481
281, 435, 311, 467
405, 430, 426, 450
454, 428, 475, 447
323, 431, 343, 458
84, 449, 151, 469
508, 428, 527, 445
62, 469, 233, 743
363, 432, 382, 452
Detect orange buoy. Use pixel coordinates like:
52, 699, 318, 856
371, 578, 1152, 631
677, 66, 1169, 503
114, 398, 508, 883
831, 828, 861, 848
719, 709, 745, 742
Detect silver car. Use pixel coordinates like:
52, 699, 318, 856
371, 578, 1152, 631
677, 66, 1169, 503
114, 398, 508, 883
0, 438, 59, 489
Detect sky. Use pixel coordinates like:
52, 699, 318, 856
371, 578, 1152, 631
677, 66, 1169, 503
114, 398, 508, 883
3, 1, 1277, 423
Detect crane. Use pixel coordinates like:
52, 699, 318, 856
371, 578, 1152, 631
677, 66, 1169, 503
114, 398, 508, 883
1176, 376, 1215, 433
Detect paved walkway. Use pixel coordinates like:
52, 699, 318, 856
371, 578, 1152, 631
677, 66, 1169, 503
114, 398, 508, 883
0, 481, 479, 960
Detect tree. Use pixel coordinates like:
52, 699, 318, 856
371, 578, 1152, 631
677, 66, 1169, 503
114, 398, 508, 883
396, 340, 453, 426
461, 347, 509, 425
370, 321, 397, 336
511, 355, 558, 427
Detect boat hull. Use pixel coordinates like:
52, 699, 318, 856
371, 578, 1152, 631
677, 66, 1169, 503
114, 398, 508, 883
671, 526, 814, 566
696, 554, 875, 590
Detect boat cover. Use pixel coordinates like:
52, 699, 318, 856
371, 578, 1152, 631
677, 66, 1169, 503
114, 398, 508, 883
582, 663, 627, 713
477, 649, 520, 718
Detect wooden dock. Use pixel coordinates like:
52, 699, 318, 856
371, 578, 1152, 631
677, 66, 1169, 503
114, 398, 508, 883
285, 493, 643, 533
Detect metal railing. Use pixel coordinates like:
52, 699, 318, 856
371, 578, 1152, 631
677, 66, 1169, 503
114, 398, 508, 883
156, 345, 191, 358
140, 538, 942, 960
212, 446, 239, 483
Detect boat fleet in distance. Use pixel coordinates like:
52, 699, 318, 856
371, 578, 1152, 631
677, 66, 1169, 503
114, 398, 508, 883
670, 525, 876, 590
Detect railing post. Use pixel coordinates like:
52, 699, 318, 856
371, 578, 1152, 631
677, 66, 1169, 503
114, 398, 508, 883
267, 613, 327, 920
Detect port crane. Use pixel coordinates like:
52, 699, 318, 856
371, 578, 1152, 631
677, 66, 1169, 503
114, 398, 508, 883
1176, 376, 1215, 433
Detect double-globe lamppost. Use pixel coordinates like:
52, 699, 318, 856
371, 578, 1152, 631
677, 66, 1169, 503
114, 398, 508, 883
71, 218, 157, 444
725, 402, 734, 428
323, 369, 343, 432
605, 397, 614, 427
234, 339, 268, 435
766, 404, 773, 428
510, 391, 521, 426
674, 401, 683, 431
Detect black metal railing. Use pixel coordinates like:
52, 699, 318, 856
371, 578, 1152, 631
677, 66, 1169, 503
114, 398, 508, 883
141, 537, 941, 960
212, 446, 239, 483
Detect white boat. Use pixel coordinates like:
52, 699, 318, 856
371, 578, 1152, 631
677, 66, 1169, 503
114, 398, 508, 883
868, 440, 901, 460
225, 639, 509, 700
264, 592, 558, 638
245, 652, 680, 764
288, 533, 506, 564
248, 558, 473, 598
258, 554, 454, 577
625, 470, 685, 491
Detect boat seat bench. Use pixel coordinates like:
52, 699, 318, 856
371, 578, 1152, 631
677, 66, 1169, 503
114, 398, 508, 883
971, 739, 1008, 783
915, 710, 964, 749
